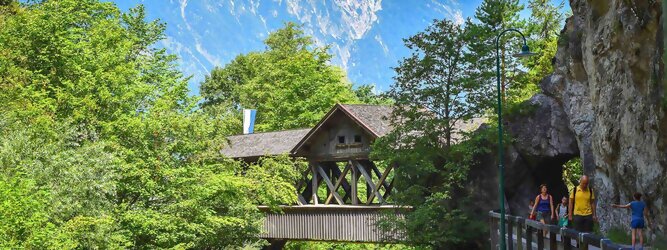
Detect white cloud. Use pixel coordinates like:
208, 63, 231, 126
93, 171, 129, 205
332, 0, 382, 40
374, 34, 388, 55
179, 0, 222, 66
248, 0, 260, 15
195, 43, 222, 66
259, 14, 269, 30
161, 36, 209, 75
285, 0, 382, 41
282, 0, 385, 71
431, 0, 464, 25
331, 43, 352, 71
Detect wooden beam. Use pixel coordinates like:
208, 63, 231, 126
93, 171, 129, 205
354, 160, 383, 204
350, 160, 359, 205
316, 164, 344, 205
300, 167, 320, 204
330, 164, 352, 198
366, 163, 393, 205
325, 163, 351, 204
311, 164, 319, 205
297, 193, 307, 205
366, 160, 391, 191
325, 164, 331, 199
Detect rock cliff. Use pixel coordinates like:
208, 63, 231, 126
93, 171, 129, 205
524, 0, 665, 239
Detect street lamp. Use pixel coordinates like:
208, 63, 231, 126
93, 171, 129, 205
495, 28, 536, 250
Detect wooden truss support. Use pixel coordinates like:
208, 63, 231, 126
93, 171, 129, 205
296, 160, 396, 205
366, 163, 393, 205
353, 160, 384, 204
367, 160, 391, 191
329, 164, 352, 201
325, 163, 351, 204
316, 164, 345, 205
299, 170, 321, 204
295, 168, 311, 205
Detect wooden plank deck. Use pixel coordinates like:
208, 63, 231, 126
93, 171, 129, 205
258, 205, 409, 243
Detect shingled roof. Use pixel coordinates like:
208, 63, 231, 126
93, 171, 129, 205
221, 104, 394, 159
339, 104, 394, 137
220, 128, 310, 159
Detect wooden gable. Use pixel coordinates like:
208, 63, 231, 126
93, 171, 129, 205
291, 104, 391, 160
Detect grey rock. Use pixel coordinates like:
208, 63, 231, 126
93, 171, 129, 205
531, 0, 666, 238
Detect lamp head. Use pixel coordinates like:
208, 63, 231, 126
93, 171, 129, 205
513, 44, 537, 58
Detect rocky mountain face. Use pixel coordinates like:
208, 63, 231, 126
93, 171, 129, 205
505, 0, 665, 239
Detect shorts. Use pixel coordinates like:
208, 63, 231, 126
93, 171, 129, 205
573, 215, 594, 232
631, 218, 645, 229
537, 211, 552, 224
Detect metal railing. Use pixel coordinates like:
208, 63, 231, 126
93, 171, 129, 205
489, 211, 628, 250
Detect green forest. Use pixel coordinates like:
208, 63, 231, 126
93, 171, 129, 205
0, 0, 564, 249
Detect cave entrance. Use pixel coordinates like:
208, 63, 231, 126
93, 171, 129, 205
507, 154, 581, 216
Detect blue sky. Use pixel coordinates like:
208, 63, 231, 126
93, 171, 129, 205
112, 0, 568, 95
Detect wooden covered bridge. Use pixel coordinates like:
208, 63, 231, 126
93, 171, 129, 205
221, 104, 408, 246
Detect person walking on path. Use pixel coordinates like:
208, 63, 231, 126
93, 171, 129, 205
556, 196, 569, 227
612, 192, 650, 250
531, 184, 555, 236
529, 199, 536, 220
569, 175, 597, 233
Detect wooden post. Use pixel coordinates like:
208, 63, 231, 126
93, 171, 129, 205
311, 164, 318, 205
562, 228, 573, 250
579, 233, 589, 250
350, 160, 359, 205
516, 218, 524, 250
325, 164, 331, 199
536, 229, 544, 250
365, 170, 371, 203
525, 226, 533, 250
507, 217, 514, 250
548, 227, 558, 250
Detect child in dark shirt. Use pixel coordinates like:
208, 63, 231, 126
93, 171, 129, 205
612, 192, 650, 250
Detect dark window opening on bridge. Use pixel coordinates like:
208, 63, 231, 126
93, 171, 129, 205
354, 135, 362, 143
338, 136, 345, 144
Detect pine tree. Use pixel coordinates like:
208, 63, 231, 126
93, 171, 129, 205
524, 0, 566, 86
465, 0, 528, 106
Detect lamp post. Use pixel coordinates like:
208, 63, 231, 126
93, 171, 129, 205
495, 28, 536, 250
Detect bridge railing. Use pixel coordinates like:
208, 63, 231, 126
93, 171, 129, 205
488, 211, 627, 250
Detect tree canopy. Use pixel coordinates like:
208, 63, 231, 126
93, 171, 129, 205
0, 1, 300, 248
200, 22, 365, 132
372, 0, 565, 248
